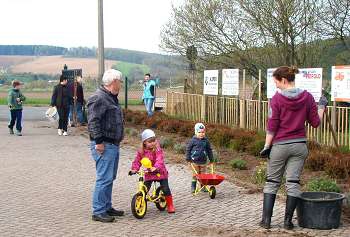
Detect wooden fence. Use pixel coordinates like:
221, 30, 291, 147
166, 91, 350, 149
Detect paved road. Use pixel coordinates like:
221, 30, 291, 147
0, 105, 48, 121
0, 119, 349, 236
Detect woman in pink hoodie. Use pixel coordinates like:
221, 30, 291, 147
259, 66, 327, 230
130, 129, 175, 213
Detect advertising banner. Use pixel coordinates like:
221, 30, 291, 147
203, 70, 219, 95
331, 65, 350, 102
222, 69, 239, 96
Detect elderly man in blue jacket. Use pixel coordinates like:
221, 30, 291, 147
87, 69, 124, 223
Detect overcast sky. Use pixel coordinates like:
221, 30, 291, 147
0, 0, 183, 53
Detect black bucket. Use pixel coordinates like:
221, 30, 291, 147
297, 192, 345, 229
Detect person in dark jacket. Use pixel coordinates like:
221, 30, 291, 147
259, 66, 327, 230
186, 123, 214, 193
51, 75, 72, 136
87, 69, 124, 223
68, 76, 85, 126
7, 80, 26, 136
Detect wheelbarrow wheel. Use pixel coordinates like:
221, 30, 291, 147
155, 186, 167, 211
131, 192, 147, 219
209, 186, 216, 199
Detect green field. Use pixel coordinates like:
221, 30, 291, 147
112, 61, 150, 78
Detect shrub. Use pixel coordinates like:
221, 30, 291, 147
179, 123, 194, 137
307, 141, 322, 151
247, 139, 265, 156
305, 151, 331, 171
253, 161, 267, 186
228, 135, 255, 152
173, 143, 186, 154
229, 159, 247, 170
306, 177, 341, 193
125, 127, 138, 137
324, 155, 350, 179
159, 137, 174, 149
206, 128, 228, 147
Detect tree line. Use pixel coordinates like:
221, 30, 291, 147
160, 0, 350, 92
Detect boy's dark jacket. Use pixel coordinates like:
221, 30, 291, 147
51, 84, 72, 108
186, 136, 214, 164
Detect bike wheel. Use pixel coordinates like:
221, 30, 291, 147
131, 192, 147, 219
155, 186, 167, 211
209, 186, 216, 199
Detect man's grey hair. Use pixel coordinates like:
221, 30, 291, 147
102, 69, 123, 86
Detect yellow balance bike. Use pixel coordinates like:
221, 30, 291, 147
129, 158, 167, 219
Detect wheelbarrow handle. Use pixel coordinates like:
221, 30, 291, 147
190, 163, 215, 174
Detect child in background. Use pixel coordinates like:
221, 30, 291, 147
130, 129, 175, 213
186, 123, 214, 193
7, 80, 26, 136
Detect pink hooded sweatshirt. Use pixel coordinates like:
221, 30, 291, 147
131, 143, 169, 181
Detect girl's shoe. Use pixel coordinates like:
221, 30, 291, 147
9, 128, 14, 135
63, 131, 68, 136
165, 195, 175, 213
15, 130, 22, 136
58, 129, 63, 136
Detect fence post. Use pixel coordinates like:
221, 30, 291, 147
201, 95, 206, 121
124, 76, 128, 109
258, 69, 262, 130
171, 92, 174, 115
331, 101, 337, 146
240, 69, 246, 128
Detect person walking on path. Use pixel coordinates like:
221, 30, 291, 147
51, 75, 72, 136
68, 76, 85, 126
130, 129, 175, 213
87, 69, 125, 223
7, 80, 26, 136
142, 73, 156, 116
259, 66, 327, 230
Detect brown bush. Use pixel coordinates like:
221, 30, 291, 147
305, 150, 332, 171
307, 141, 322, 151
324, 154, 350, 179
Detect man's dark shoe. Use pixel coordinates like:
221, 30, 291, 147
106, 208, 124, 216
92, 213, 115, 222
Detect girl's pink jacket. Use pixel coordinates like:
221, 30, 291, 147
131, 145, 169, 181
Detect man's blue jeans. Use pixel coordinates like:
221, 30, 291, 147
69, 102, 84, 124
144, 98, 154, 116
90, 141, 120, 215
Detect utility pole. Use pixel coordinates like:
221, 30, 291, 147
98, 0, 105, 83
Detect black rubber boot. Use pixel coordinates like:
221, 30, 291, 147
259, 193, 276, 229
284, 195, 298, 230
191, 180, 197, 193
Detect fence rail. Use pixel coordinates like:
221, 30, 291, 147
166, 91, 350, 149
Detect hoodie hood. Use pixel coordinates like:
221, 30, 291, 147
276, 88, 309, 111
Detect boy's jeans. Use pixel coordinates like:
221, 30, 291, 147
90, 141, 120, 215
8, 109, 22, 132
144, 98, 154, 116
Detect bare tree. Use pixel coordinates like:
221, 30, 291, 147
318, 0, 350, 49
161, 0, 325, 78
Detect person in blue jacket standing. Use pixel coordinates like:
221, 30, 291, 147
142, 73, 156, 116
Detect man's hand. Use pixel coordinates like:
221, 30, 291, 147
95, 143, 105, 154
149, 167, 157, 172
16, 98, 21, 102
260, 145, 271, 158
